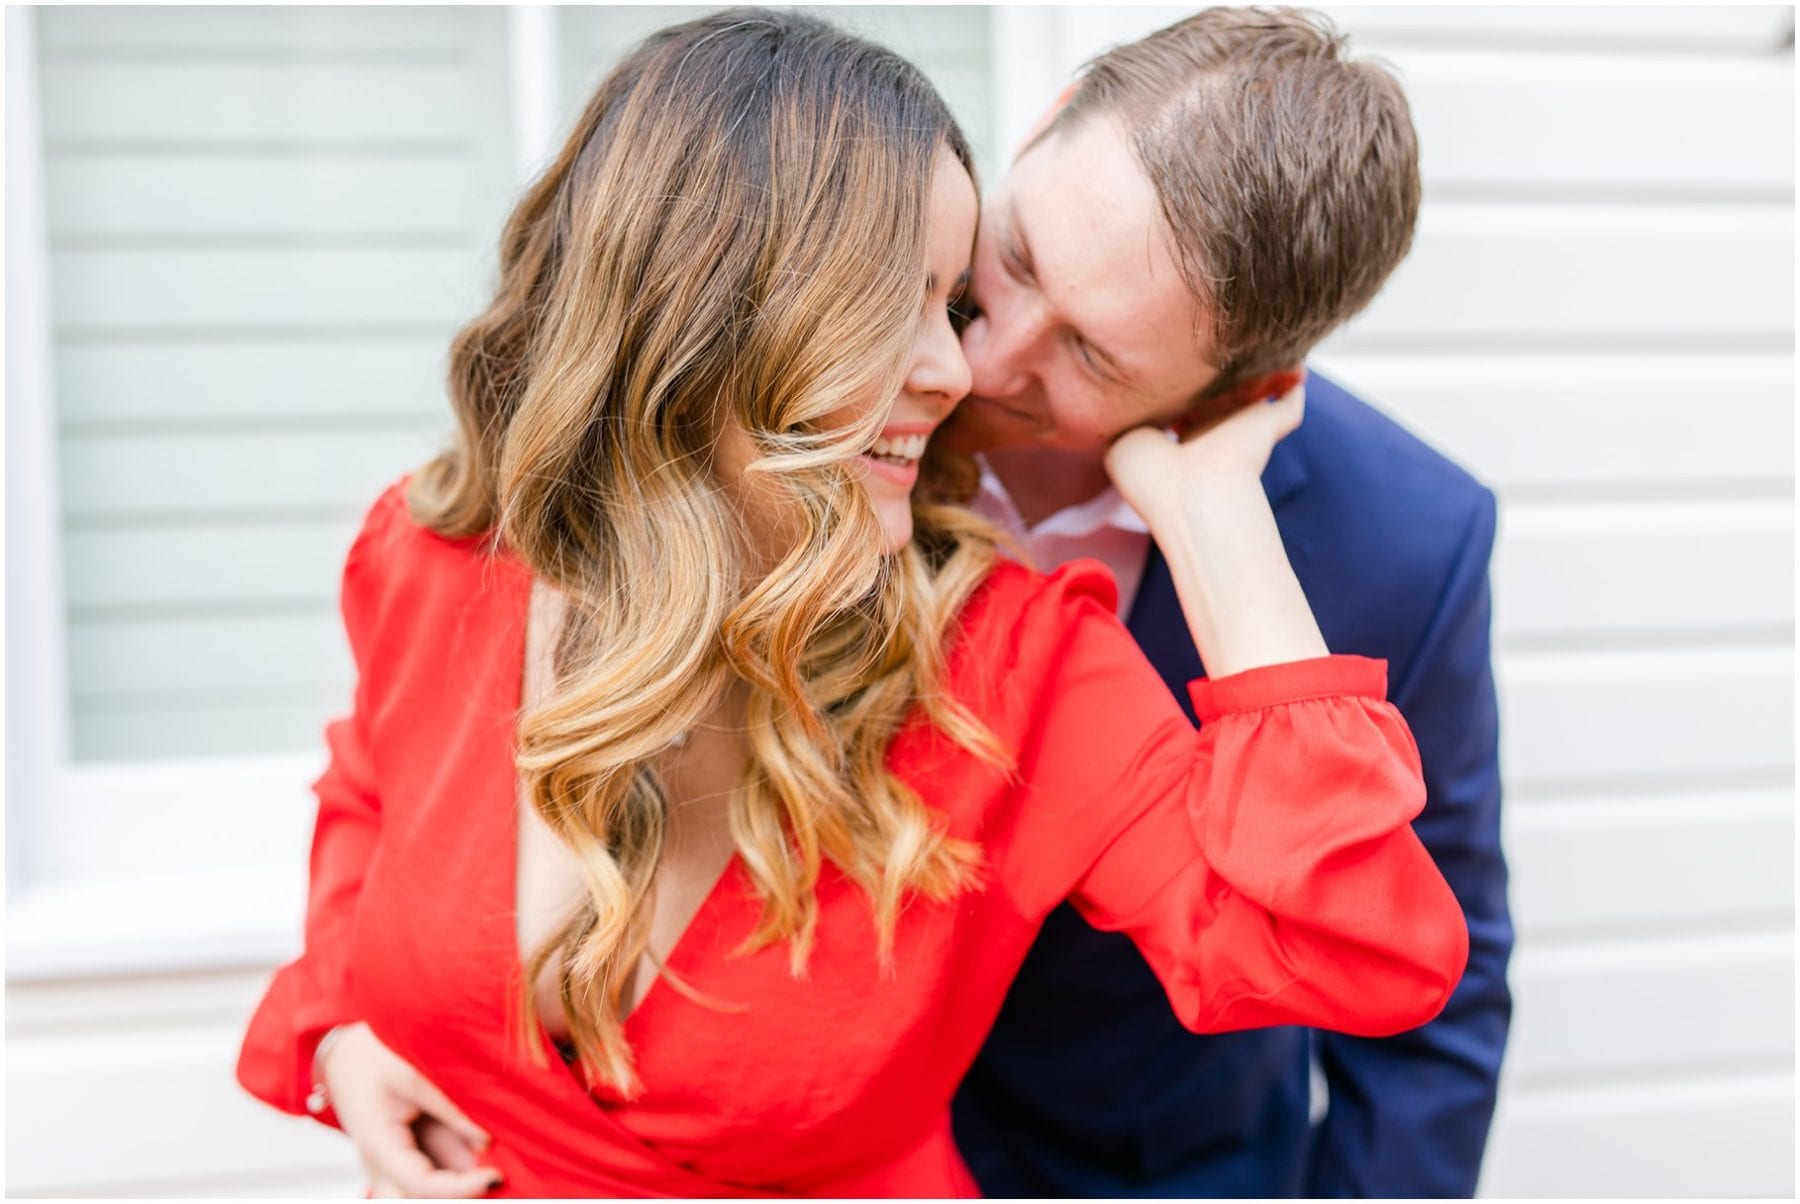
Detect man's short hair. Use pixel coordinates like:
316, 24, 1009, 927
1043, 6, 1420, 398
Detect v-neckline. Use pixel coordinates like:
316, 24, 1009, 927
495, 558, 747, 1082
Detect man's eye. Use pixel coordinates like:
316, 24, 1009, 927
1001, 241, 1029, 280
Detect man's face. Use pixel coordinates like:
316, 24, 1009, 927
940, 116, 1221, 456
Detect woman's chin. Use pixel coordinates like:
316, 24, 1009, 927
877, 507, 914, 554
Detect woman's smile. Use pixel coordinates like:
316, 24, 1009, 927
856, 422, 936, 489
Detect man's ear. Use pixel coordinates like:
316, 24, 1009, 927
1209, 366, 1305, 410
1171, 366, 1306, 437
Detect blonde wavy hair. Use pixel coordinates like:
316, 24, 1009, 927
407, 9, 1006, 1095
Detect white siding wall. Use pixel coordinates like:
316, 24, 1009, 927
1046, 5, 1796, 1198
6, 5, 1793, 1198
37, 6, 517, 764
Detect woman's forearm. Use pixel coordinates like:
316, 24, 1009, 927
1145, 476, 1328, 679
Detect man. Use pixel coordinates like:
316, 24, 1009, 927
941, 7, 1512, 1198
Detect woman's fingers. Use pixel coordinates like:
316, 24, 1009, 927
1264, 381, 1306, 440
407, 1069, 492, 1153
417, 1116, 484, 1173
362, 1113, 500, 1198
409, 1165, 504, 1199
325, 1023, 500, 1196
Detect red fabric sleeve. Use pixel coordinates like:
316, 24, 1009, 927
991, 562, 1468, 1038
235, 484, 406, 1125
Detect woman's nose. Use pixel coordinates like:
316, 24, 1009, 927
908, 318, 973, 411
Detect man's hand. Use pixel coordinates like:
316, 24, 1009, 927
320, 1022, 503, 1199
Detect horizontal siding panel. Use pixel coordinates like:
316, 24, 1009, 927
1318, 6, 1795, 49
566, 5, 990, 62
1328, 203, 1793, 346
4, 1021, 360, 1193
46, 155, 479, 239
59, 428, 434, 519
1506, 789, 1794, 935
124, 1170, 365, 1199
828, 4, 993, 56
71, 610, 346, 697
65, 521, 351, 611
1310, 353, 1794, 491
1395, 50, 1792, 192
1083, 8, 1797, 81
40, 61, 472, 145
51, 247, 483, 330
55, 338, 450, 425
140, 1170, 366, 1199
6, 967, 279, 1035
74, 697, 341, 763
67, 498, 1791, 636
1493, 499, 1794, 641
1498, 645, 1793, 788
1507, 931, 1794, 1081
1102, 6, 1794, 52
1482, 1072, 1794, 1197
38, 6, 481, 53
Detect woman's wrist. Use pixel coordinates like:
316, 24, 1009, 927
1150, 475, 1328, 678
306, 1023, 350, 1116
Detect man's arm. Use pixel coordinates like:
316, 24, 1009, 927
1305, 486, 1514, 1198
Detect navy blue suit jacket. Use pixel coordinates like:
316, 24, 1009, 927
951, 372, 1513, 1198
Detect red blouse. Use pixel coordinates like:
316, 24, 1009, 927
237, 477, 1467, 1197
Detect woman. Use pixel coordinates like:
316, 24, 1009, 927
237, 10, 1466, 1197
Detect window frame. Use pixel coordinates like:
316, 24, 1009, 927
3, 5, 565, 982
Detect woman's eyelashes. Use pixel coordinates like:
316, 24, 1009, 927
948, 295, 977, 334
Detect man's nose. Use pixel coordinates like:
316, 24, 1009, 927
963, 307, 1038, 398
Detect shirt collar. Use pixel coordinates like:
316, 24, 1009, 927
974, 454, 1150, 539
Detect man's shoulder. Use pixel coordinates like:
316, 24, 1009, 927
1249, 372, 1499, 667
1291, 370, 1492, 520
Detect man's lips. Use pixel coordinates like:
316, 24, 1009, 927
966, 394, 1040, 426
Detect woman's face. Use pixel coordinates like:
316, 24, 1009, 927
719, 144, 979, 557
850, 144, 979, 550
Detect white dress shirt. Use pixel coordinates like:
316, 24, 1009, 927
971, 457, 1153, 621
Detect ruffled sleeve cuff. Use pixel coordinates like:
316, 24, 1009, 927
236, 959, 362, 1129
1188, 654, 1388, 722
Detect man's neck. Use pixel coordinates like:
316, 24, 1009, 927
984, 445, 1114, 529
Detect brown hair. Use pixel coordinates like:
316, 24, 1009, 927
1043, 6, 1420, 398
408, 8, 1005, 1095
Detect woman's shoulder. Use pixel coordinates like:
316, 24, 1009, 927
344, 472, 522, 579
961, 555, 1121, 631
339, 472, 522, 634
944, 556, 1126, 695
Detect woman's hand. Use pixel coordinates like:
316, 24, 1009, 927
1100, 377, 1325, 679
1104, 379, 1305, 523
319, 1022, 503, 1199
